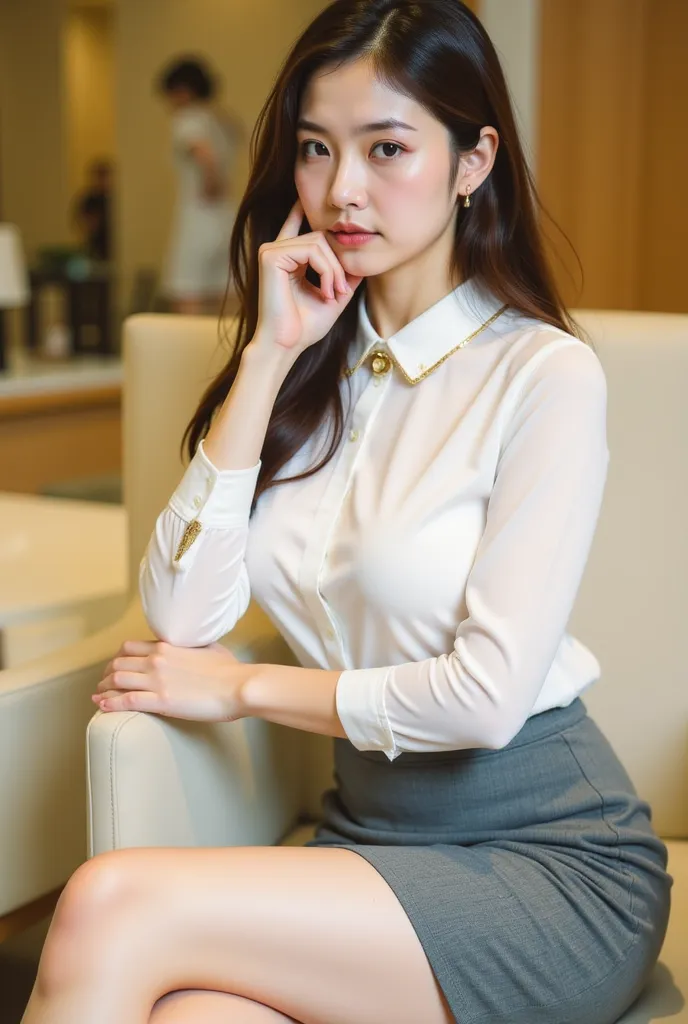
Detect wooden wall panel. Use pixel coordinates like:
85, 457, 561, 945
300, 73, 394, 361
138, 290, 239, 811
538, 0, 688, 313
538, 0, 649, 310
639, 0, 688, 312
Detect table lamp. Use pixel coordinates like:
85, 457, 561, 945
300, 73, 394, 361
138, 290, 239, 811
0, 223, 30, 372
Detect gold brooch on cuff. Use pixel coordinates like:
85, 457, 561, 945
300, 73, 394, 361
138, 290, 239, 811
174, 519, 202, 563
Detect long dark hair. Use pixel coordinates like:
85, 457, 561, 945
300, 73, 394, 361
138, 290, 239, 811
185, 0, 576, 507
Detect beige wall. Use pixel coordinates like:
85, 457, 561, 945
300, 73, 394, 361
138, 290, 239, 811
479, 0, 540, 168
65, 6, 115, 200
0, 0, 71, 256
115, 0, 328, 312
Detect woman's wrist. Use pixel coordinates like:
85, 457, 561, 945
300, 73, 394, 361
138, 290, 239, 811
204, 342, 291, 468
241, 334, 300, 382
237, 662, 271, 718
238, 662, 347, 738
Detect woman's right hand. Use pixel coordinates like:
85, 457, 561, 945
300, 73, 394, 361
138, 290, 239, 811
252, 200, 363, 357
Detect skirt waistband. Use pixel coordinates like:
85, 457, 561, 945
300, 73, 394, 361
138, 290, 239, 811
351, 697, 588, 766
496, 697, 587, 750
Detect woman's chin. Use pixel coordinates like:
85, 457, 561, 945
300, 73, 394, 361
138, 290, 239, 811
338, 250, 393, 279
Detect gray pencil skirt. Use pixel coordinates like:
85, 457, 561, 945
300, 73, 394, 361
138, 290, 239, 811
306, 699, 671, 1024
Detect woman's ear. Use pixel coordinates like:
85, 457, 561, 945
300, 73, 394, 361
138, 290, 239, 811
456, 126, 499, 203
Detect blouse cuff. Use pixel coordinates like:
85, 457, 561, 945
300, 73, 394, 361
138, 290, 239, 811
336, 667, 400, 761
169, 440, 261, 528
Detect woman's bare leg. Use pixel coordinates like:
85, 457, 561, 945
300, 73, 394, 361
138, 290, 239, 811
151, 990, 296, 1022
22, 846, 453, 1024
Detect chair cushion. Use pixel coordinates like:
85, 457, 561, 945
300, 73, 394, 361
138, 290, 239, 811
280, 829, 686, 1021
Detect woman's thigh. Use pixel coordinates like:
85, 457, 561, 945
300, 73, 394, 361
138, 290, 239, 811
63, 845, 453, 1024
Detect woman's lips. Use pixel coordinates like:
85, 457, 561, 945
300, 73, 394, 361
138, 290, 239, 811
329, 230, 379, 247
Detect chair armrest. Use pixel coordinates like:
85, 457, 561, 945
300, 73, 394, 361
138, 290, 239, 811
87, 714, 305, 855
87, 602, 306, 855
0, 598, 148, 917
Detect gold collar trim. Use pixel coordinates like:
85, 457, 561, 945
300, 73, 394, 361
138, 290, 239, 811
344, 304, 508, 385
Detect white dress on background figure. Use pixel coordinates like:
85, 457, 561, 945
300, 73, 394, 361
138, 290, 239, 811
163, 104, 236, 300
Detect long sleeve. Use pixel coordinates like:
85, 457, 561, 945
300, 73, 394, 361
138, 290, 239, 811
139, 441, 261, 646
336, 341, 609, 760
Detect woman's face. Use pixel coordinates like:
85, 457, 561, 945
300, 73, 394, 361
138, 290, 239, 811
295, 58, 462, 280
166, 86, 196, 111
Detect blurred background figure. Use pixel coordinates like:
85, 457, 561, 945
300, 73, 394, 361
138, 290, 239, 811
157, 55, 242, 315
72, 159, 113, 263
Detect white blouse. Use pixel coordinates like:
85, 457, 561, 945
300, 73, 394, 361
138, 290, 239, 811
140, 279, 609, 761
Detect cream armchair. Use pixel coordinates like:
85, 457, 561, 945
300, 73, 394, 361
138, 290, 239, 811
88, 311, 687, 1022
0, 315, 280, 942
3, 310, 685, 1021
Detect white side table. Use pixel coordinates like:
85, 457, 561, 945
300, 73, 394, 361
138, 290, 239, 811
0, 493, 127, 668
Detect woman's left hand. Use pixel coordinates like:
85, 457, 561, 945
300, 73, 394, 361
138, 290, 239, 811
93, 640, 252, 722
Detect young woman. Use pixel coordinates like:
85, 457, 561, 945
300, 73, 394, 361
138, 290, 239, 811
158, 56, 242, 315
24, 2, 670, 1022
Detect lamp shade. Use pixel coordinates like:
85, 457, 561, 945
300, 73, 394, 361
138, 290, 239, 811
0, 224, 29, 308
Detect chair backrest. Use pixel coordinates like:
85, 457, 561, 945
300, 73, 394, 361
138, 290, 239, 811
123, 314, 229, 588
124, 311, 687, 837
569, 310, 687, 838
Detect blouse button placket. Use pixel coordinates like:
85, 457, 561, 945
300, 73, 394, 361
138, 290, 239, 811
299, 365, 392, 665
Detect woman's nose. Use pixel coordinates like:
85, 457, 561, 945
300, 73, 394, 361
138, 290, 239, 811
328, 158, 367, 209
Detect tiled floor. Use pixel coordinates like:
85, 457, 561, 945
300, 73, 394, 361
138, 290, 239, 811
0, 917, 50, 1023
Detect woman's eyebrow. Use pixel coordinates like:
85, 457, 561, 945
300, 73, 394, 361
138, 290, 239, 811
297, 118, 417, 134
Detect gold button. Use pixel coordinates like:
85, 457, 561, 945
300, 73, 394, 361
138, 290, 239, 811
370, 350, 392, 376
349, 429, 359, 442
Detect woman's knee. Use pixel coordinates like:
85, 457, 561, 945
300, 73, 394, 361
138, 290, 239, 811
54, 850, 146, 930
38, 850, 151, 991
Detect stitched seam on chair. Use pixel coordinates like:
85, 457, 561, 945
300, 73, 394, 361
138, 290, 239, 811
85, 717, 96, 858
108, 713, 139, 850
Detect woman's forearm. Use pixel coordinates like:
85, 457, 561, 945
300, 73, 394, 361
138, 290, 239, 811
139, 342, 294, 644
203, 342, 296, 470
240, 664, 347, 739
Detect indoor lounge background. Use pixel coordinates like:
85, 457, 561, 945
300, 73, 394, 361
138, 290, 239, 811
0, 2, 686, 1022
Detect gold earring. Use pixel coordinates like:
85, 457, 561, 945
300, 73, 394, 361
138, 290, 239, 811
463, 185, 472, 208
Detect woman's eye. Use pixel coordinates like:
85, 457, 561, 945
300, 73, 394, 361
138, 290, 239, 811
301, 140, 329, 158
371, 141, 404, 159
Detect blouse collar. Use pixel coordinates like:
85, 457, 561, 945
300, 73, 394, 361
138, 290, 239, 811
346, 277, 508, 386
